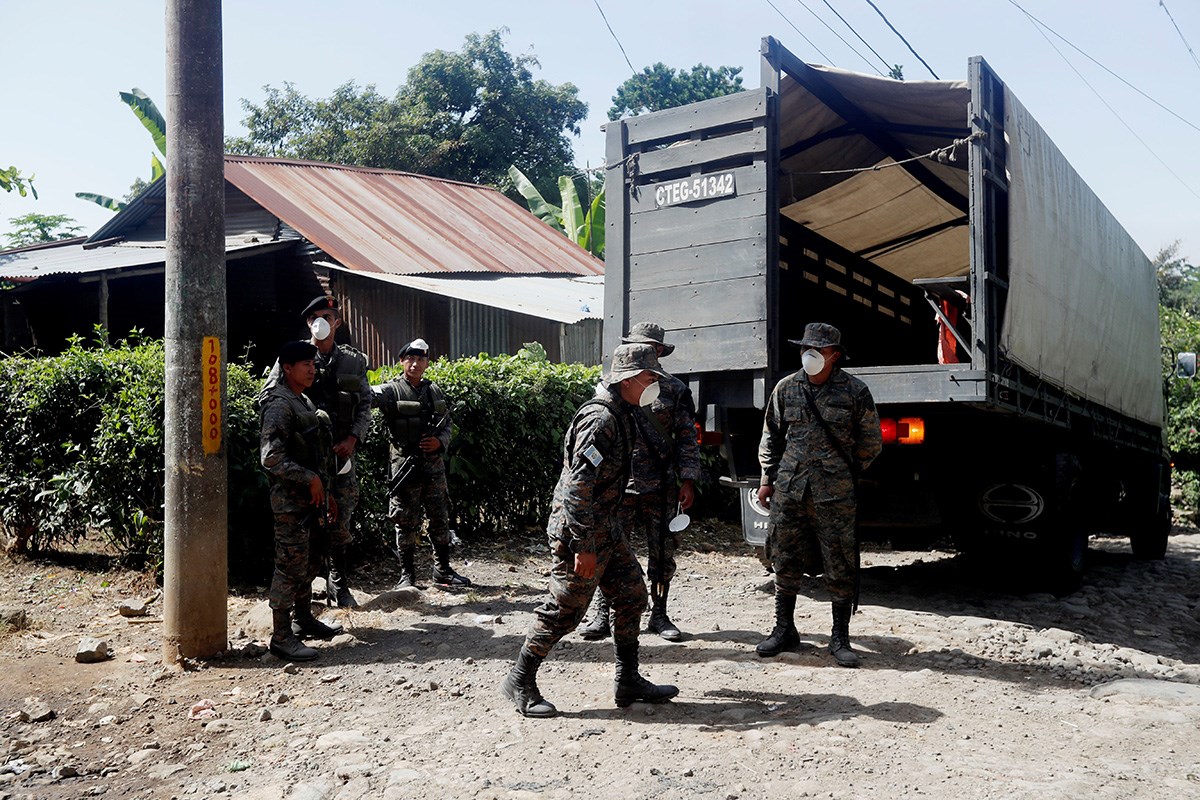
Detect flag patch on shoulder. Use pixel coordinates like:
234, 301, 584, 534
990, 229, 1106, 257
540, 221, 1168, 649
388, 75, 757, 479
582, 445, 603, 467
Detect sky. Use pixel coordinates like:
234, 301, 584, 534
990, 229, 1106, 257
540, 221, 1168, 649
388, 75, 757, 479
2, 0, 1198, 264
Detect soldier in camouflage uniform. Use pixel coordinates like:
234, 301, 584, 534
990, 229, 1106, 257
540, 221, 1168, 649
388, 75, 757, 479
373, 338, 471, 588
500, 343, 680, 718
260, 341, 345, 662
260, 296, 372, 608
756, 323, 882, 667
580, 322, 700, 642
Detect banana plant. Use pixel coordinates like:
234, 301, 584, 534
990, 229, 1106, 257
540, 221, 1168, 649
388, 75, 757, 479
77, 88, 167, 212
508, 166, 604, 259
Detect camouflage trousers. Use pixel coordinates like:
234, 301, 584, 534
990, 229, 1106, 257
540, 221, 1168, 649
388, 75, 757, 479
268, 510, 325, 610
524, 528, 649, 658
768, 487, 858, 603
620, 491, 679, 586
328, 460, 357, 549
389, 465, 450, 550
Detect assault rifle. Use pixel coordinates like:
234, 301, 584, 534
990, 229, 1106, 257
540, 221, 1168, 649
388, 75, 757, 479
388, 410, 450, 495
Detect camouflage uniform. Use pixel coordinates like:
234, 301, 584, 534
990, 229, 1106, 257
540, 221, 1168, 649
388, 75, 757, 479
261, 343, 371, 548
758, 367, 882, 602
259, 384, 335, 610
524, 384, 647, 658
376, 377, 453, 550
623, 372, 701, 587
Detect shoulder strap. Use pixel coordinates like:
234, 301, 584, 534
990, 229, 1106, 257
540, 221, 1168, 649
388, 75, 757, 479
569, 397, 632, 493
801, 385, 857, 476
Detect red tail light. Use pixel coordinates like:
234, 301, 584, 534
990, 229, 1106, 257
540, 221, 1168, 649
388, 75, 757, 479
880, 416, 925, 445
695, 423, 723, 446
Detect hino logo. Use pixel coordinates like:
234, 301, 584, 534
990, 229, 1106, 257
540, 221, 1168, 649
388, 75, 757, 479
979, 483, 1045, 525
747, 489, 770, 517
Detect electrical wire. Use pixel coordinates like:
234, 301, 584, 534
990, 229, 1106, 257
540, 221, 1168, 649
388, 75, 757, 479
1010, 1, 1200, 201
1004, 0, 1200, 135
862, 0, 939, 79
792, 0, 884, 75
1158, 0, 1200, 74
592, 0, 636, 76
822, 0, 895, 75
764, 0, 836, 65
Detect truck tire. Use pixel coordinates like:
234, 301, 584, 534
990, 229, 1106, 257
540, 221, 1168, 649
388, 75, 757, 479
1130, 504, 1170, 560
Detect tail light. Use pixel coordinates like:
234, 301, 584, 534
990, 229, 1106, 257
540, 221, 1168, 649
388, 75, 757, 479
880, 416, 925, 445
695, 423, 723, 446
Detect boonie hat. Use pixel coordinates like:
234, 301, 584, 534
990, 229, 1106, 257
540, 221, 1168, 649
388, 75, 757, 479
789, 322, 844, 352
603, 342, 665, 385
301, 295, 337, 319
621, 321, 675, 357
399, 338, 431, 358
279, 340, 318, 365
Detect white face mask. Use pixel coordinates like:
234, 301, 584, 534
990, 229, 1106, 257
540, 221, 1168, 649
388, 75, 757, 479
638, 379, 661, 407
310, 317, 332, 341
801, 350, 826, 376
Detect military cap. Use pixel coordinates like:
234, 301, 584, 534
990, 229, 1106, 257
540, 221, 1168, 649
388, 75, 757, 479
621, 321, 675, 356
790, 322, 845, 353
603, 342, 666, 385
301, 295, 337, 320
278, 340, 318, 365
399, 338, 431, 358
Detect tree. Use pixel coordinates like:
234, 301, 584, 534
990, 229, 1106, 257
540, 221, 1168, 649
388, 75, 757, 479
508, 166, 604, 258
227, 30, 587, 201
1, 166, 36, 198
4, 213, 83, 248
76, 88, 167, 212
1155, 241, 1200, 312
608, 63, 744, 120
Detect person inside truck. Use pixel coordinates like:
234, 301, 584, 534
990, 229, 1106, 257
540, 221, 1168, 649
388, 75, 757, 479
755, 322, 883, 667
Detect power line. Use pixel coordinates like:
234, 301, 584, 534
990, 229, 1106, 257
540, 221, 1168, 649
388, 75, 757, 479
862, 0, 939, 79
592, 0, 636, 76
1158, 0, 1200, 74
763, 0, 836, 65
1009, 0, 1200, 201
792, 0, 884, 75
822, 0, 894, 75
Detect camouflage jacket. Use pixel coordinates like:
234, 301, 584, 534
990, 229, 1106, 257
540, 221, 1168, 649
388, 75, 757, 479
259, 343, 371, 443
259, 384, 335, 513
758, 367, 882, 500
627, 372, 701, 495
548, 384, 635, 555
374, 378, 452, 473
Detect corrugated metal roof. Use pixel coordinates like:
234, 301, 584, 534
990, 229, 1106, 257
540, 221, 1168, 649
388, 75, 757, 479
0, 238, 291, 280
224, 155, 605, 277
318, 261, 602, 324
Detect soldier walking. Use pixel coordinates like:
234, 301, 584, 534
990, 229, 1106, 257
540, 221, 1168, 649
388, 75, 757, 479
580, 322, 700, 642
755, 323, 882, 667
500, 343, 679, 718
260, 296, 372, 608
374, 338, 471, 588
260, 341, 345, 661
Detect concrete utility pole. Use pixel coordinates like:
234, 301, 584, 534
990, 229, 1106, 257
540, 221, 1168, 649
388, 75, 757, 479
162, 0, 228, 663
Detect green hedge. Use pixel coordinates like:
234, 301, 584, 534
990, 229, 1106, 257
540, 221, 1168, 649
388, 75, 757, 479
0, 337, 731, 577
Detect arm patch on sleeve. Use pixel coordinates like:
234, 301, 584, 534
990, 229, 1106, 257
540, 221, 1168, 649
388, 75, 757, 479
582, 444, 603, 468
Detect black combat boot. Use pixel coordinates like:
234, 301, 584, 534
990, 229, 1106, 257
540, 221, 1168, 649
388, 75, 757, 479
500, 646, 557, 718
432, 540, 472, 587
326, 547, 358, 608
647, 583, 683, 642
292, 590, 344, 640
614, 641, 679, 707
270, 608, 319, 662
756, 591, 800, 657
829, 601, 860, 668
394, 545, 417, 590
578, 593, 611, 641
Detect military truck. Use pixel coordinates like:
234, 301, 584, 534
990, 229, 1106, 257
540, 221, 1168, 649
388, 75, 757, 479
602, 37, 1170, 586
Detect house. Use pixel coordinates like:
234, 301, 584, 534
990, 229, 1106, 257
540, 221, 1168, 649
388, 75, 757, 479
0, 156, 605, 369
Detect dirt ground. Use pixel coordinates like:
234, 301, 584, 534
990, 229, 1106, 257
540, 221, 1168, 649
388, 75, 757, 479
3, 521, 1200, 800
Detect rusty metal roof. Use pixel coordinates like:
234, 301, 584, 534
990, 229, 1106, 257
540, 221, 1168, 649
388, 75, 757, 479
222, 155, 604, 277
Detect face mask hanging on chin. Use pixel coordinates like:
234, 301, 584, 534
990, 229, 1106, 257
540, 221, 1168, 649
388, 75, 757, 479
801, 350, 826, 376
310, 317, 332, 341
638, 379, 661, 407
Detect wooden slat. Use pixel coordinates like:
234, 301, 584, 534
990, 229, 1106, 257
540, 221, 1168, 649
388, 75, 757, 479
629, 163, 768, 214
668, 322, 769, 371
634, 127, 767, 178
630, 207, 766, 256
630, 237, 766, 291
624, 89, 769, 146
630, 276, 766, 330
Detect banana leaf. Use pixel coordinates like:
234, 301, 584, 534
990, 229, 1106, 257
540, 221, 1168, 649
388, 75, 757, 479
75, 192, 126, 212
120, 88, 167, 157
508, 166, 562, 231
558, 176, 583, 246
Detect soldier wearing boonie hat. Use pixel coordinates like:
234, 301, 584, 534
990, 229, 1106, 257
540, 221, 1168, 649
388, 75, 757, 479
580, 322, 700, 644
500, 342, 679, 718
755, 322, 881, 668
